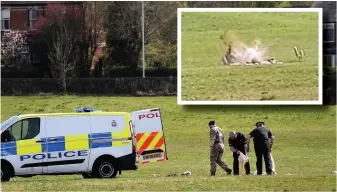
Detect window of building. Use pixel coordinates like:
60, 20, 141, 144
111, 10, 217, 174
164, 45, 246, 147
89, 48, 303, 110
9, 118, 40, 141
324, 55, 336, 67
29, 8, 37, 28
323, 22, 336, 43
1, 9, 10, 30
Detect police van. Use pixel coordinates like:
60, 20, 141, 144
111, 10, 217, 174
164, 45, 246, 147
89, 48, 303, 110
0, 107, 168, 181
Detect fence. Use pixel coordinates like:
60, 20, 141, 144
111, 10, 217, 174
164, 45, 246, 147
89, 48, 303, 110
1, 77, 177, 96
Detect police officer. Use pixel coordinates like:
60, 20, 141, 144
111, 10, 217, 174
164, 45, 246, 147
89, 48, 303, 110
209, 121, 232, 176
228, 131, 251, 175
247, 122, 275, 175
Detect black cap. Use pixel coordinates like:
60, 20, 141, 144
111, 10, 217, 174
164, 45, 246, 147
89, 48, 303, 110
208, 121, 215, 126
256, 121, 265, 126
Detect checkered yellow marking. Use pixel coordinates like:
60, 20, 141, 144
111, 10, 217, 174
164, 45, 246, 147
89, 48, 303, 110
16, 139, 42, 155
65, 134, 89, 151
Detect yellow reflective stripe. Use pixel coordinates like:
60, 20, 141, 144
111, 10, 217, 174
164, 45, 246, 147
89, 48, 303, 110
111, 128, 131, 147
111, 118, 131, 147
147, 132, 163, 150
111, 117, 131, 139
137, 133, 149, 149
112, 128, 129, 139
65, 134, 89, 151
16, 140, 42, 155
112, 140, 131, 147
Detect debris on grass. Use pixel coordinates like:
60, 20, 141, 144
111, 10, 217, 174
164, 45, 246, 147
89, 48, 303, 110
219, 30, 284, 66
165, 170, 192, 177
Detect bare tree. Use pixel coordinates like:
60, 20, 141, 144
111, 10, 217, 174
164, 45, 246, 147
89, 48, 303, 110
76, 1, 107, 77
143, 2, 182, 43
104, 1, 183, 68
48, 20, 80, 92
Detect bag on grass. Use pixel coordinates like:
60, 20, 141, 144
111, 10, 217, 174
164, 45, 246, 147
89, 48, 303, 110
238, 152, 249, 165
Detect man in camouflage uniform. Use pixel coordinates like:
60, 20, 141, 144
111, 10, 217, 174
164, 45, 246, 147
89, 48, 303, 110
209, 121, 232, 176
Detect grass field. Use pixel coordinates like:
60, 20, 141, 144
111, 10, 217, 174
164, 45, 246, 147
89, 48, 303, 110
180, 12, 320, 101
1, 96, 336, 191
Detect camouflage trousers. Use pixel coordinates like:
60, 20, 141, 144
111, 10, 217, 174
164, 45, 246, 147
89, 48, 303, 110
210, 145, 231, 174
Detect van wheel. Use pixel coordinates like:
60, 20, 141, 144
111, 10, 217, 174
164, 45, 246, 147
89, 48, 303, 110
1, 165, 11, 182
82, 173, 93, 179
92, 159, 118, 179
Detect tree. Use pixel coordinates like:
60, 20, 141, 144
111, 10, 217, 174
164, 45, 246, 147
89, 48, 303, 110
104, 1, 183, 69
48, 19, 80, 92
1, 30, 28, 70
76, 1, 107, 77
27, 2, 84, 79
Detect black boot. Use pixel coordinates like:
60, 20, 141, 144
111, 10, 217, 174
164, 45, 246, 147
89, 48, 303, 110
210, 173, 215, 176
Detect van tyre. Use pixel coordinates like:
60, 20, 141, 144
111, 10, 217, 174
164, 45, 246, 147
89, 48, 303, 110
92, 159, 118, 179
1, 165, 11, 182
82, 173, 93, 179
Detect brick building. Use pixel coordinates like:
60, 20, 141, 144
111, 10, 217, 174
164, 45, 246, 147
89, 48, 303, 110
1, 1, 83, 35
1, 1, 85, 70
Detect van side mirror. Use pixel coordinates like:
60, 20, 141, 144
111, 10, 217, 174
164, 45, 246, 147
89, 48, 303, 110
1, 130, 14, 143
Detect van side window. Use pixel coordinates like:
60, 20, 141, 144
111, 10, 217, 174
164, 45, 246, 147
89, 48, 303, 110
9, 118, 40, 141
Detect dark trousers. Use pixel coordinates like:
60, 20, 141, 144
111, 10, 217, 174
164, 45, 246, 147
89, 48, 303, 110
254, 145, 272, 175
233, 150, 250, 175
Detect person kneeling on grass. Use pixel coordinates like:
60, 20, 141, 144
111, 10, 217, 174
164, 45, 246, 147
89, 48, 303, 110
228, 131, 251, 175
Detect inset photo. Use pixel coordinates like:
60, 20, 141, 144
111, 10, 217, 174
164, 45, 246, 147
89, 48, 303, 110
177, 8, 323, 105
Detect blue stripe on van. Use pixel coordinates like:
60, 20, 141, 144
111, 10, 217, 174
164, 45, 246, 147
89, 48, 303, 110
89, 132, 112, 148
46, 136, 66, 152
1, 141, 17, 156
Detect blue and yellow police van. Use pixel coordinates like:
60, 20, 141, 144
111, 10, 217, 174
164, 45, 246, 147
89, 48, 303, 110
1, 107, 168, 181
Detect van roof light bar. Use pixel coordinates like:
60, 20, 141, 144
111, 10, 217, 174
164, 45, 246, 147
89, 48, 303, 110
73, 107, 95, 113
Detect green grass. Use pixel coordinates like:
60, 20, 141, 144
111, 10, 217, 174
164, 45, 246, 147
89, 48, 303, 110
181, 12, 320, 101
1, 96, 336, 191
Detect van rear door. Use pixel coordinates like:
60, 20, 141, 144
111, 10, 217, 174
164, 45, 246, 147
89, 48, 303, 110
130, 108, 168, 164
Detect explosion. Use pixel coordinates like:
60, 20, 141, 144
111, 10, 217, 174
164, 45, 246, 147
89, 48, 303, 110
220, 31, 280, 65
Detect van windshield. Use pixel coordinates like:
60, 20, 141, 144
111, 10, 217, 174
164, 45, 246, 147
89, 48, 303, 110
1, 116, 18, 132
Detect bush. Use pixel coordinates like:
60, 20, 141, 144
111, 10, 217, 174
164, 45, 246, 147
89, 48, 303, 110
146, 41, 177, 68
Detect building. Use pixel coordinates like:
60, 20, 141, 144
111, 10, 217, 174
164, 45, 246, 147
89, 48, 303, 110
311, 1, 337, 68
1, 1, 84, 70
1, 1, 83, 34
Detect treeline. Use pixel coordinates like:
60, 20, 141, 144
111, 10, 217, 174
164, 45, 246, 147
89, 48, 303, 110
1, 1, 313, 75
0, 1, 318, 91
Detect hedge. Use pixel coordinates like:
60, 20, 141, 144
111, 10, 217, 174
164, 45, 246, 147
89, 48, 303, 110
1, 77, 177, 96
1, 67, 177, 78
105, 67, 177, 77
